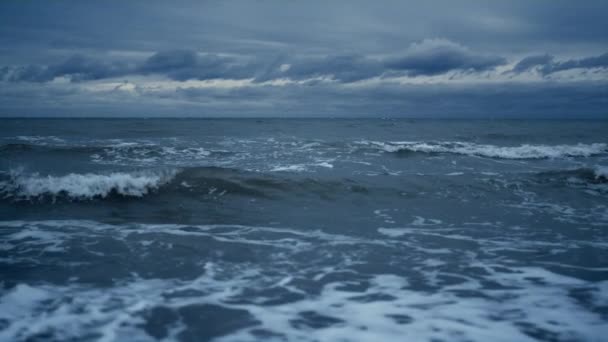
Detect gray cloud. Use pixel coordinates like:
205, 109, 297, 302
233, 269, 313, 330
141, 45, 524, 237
137, 50, 256, 81
2, 45, 607, 86
139, 50, 198, 73
2, 41, 509, 84
510, 52, 608, 75
1, 51, 254, 83
385, 39, 507, 76
541, 52, 608, 74
510, 54, 554, 73
254, 55, 384, 83
49, 55, 133, 81
0, 55, 133, 82
0, 65, 54, 83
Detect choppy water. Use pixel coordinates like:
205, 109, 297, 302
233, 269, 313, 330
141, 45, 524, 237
1, 118, 607, 342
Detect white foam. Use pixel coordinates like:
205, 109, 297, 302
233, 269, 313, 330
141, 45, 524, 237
373, 209, 396, 224
2, 269, 604, 342
595, 165, 608, 180
2, 220, 608, 341
14, 135, 65, 144
2, 169, 178, 199
90, 142, 215, 166
161, 146, 211, 158
0, 284, 53, 332
315, 162, 334, 168
411, 216, 443, 225
378, 216, 445, 237
212, 268, 608, 342
269, 162, 333, 172
359, 141, 607, 159
270, 164, 309, 172
377, 227, 409, 237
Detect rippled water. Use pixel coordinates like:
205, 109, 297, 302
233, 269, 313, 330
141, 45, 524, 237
1, 119, 607, 341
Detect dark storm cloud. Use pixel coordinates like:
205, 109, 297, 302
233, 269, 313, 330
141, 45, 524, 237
2, 39, 515, 83
0, 65, 53, 83
510, 54, 554, 74
256, 39, 509, 82
49, 55, 134, 81
541, 52, 608, 74
1, 51, 256, 83
510, 52, 608, 75
2, 43, 508, 83
0, 55, 134, 82
137, 50, 256, 81
288, 55, 383, 82
254, 55, 384, 83
138, 50, 198, 73
385, 39, 507, 76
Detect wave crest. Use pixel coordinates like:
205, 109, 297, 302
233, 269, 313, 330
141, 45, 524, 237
1, 169, 178, 200
595, 166, 608, 180
358, 141, 607, 159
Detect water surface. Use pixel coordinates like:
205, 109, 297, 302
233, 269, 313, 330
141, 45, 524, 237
1, 119, 607, 341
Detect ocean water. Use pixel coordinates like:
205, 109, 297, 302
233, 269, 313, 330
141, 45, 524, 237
1, 118, 607, 342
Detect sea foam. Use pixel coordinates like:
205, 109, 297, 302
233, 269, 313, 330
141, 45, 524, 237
360, 141, 607, 159
595, 166, 608, 180
1, 219, 607, 342
1, 169, 178, 200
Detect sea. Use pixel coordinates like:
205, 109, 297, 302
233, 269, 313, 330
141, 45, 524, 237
1, 118, 607, 342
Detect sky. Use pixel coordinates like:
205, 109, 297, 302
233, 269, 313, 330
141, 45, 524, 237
0, 0, 607, 118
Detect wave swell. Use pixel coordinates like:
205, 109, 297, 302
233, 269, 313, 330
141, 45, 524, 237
2, 164, 605, 203
0, 166, 371, 202
359, 141, 607, 159
0, 169, 178, 200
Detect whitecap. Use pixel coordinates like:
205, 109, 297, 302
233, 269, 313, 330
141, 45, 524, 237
358, 141, 607, 159
270, 164, 309, 172
1, 169, 178, 200
595, 165, 608, 180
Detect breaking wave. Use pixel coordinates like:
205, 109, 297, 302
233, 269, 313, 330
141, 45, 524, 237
2, 163, 606, 203
595, 166, 608, 180
0, 167, 370, 202
358, 141, 607, 159
0, 169, 178, 200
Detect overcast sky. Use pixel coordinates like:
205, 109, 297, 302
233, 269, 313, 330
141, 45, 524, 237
0, 0, 607, 118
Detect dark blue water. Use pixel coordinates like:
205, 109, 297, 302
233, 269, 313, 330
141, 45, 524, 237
1, 119, 607, 341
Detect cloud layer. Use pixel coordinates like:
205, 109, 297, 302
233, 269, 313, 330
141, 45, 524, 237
0, 1, 606, 117
2, 40, 606, 85
385, 39, 506, 76
512, 52, 608, 75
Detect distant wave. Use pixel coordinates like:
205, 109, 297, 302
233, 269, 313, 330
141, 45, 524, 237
535, 166, 608, 182
7, 138, 605, 164
0, 143, 109, 155
0, 169, 178, 200
0, 142, 221, 157
358, 141, 607, 159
